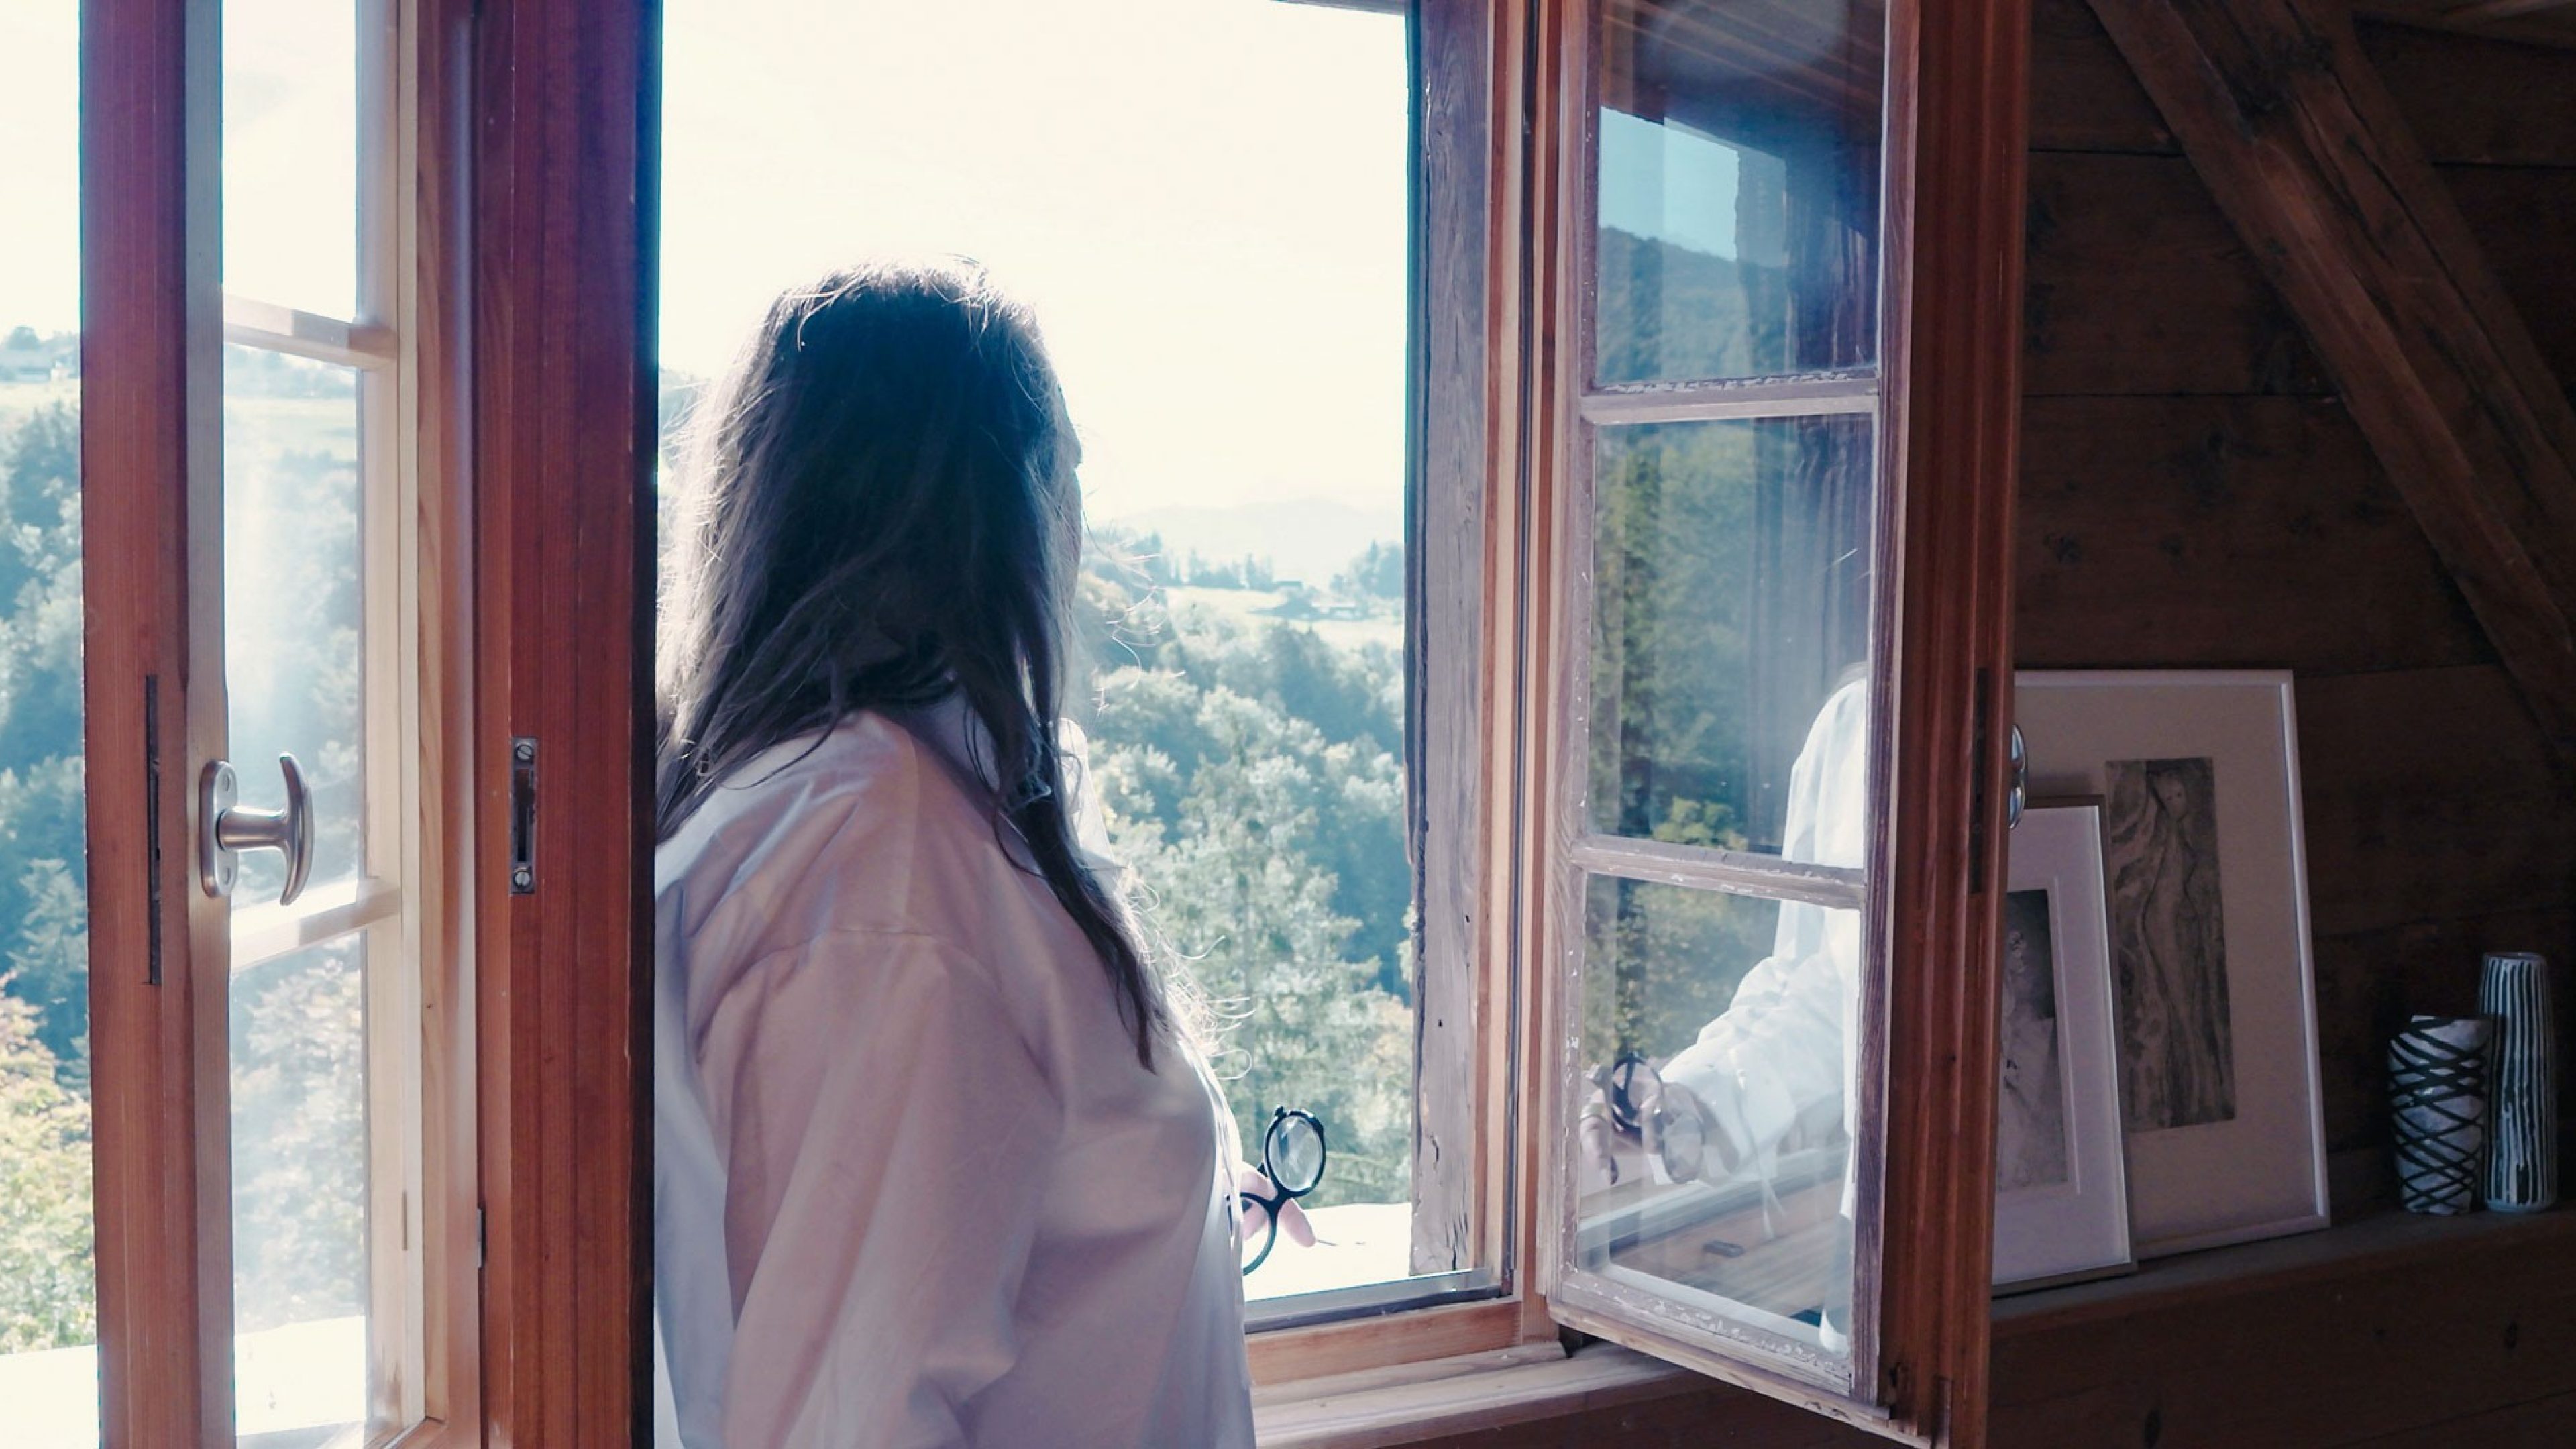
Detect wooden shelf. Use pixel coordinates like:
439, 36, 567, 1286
1995, 1203, 2576, 1339
1987, 1203, 2576, 1446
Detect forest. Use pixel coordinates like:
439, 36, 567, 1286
0, 352, 1425, 1352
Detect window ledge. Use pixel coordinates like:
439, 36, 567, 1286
1993, 1200, 2576, 1340
1254, 1340, 1699, 1448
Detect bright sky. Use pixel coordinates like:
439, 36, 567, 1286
667, 0, 1410, 521
1599, 109, 1743, 259
1, 0, 1410, 522
0, 5, 79, 337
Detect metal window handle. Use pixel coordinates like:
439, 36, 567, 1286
200, 753, 315, 906
2006, 724, 2028, 830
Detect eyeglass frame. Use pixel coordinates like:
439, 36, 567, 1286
1239, 1105, 1328, 1276
1587, 1051, 1713, 1184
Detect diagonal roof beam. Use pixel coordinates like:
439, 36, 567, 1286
2088, 0, 2576, 763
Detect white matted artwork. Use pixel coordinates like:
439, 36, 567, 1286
1993, 803, 2133, 1291
2013, 671, 2328, 1257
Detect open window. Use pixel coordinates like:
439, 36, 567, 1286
72, 0, 482, 1442
54, 0, 2022, 1442
1534, 0, 2025, 1436
654, 0, 1512, 1339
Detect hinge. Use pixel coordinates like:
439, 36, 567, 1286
509, 736, 537, 894
477, 1203, 488, 1270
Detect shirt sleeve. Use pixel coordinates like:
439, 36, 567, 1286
694, 928, 1063, 1449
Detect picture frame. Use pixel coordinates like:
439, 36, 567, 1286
1993, 802, 2135, 1292
2012, 671, 2329, 1257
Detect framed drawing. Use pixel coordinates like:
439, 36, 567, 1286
2014, 671, 2328, 1256
1993, 802, 2134, 1291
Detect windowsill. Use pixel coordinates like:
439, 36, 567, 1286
1253, 1340, 1699, 1448
1993, 1198, 2576, 1340
1255, 1203, 2576, 1447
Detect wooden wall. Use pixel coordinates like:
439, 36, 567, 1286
2020, 0, 2576, 1182
1391, 6, 2576, 1446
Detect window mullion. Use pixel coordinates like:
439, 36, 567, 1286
1568, 836, 1865, 909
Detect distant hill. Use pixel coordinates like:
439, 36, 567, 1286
1105, 496, 1402, 588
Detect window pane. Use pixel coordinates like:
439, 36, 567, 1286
1572, 876, 1856, 1364
231, 934, 370, 1442
1595, 0, 1884, 385
0, 3, 97, 1442
659, 0, 1423, 1303
1587, 415, 1874, 857
223, 0, 360, 317
224, 345, 368, 896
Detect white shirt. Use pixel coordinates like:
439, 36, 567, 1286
1658, 676, 1870, 1217
653, 708, 1255, 1448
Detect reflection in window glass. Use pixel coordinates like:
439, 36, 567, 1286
230, 934, 370, 1441
1574, 876, 1856, 1362
1587, 415, 1874, 856
0, 3, 97, 1443
661, 0, 1415, 1301
223, 0, 360, 317
1595, 0, 1885, 385
223, 345, 367, 897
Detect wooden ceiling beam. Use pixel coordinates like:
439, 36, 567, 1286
2086, 0, 2576, 763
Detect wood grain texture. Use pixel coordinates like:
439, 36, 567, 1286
2027, 0, 2174, 154
2351, 0, 2576, 46
1871, 0, 2035, 1441
2084, 0, 2576, 763
2361, 19, 2576, 164
2016, 395, 2489, 672
2027, 5, 2576, 163
1987, 1211, 2576, 1448
2019, 154, 2328, 398
471, 0, 657, 1442
2295, 665, 2576, 938
407, 0, 483, 1437
79, 0, 233, 1442
2308, 908, 2576, 1158
1409, 0, 1497, 1281
2448, 164, 2576, 396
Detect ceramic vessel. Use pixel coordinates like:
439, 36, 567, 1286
2479, 952, 2559, 1213
2389, 1014, 2491, 1215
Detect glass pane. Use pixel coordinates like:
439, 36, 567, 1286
225, 345, 367, 896
1572, 876, 1858, 1362
659, 0, 1424, 1303
230, 934, 370, 1442
1595, 0, 1885, 385
1587, 415, 1874, 857
223, 0, 360, 317
0, 4, 96, 1441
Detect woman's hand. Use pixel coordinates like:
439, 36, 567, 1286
1236, 1163, 1316, 1249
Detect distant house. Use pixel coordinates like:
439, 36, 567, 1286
0, 333, 71, 384
0, 346, 56, 384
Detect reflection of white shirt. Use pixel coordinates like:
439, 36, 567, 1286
653, 709, 1253, 1448
1658, 677, 1868, 1216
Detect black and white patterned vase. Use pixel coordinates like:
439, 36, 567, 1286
2480, 951, 2559, 1213
2390, 1014, 2491, 1215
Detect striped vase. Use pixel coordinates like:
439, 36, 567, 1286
2479, 951, 2559, 1213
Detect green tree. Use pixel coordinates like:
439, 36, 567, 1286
0, 982, 93, 1353
0, 401, 89, 1079
1333, 539, 1403, 600
1097, 686, 1413, 1208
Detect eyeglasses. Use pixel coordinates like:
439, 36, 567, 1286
1239, 1106, 1327, 1276
1589, 1051, 1711, 1184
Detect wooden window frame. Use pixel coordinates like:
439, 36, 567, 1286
80, 0, 2014, 1442
463, 0, 659, 1438
1513, 0, 2030, 1442
79, 0, 485, 1442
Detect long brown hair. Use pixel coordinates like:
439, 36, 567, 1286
656, 259, 1169, 1063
